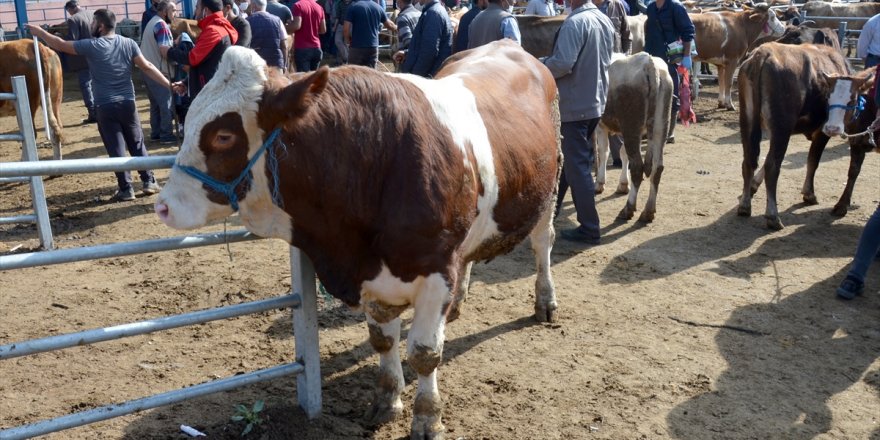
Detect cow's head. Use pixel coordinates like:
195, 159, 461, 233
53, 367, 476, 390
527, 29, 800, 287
155, 46, 328, 231
821, 67, 875, 137
752, 4, 786, 38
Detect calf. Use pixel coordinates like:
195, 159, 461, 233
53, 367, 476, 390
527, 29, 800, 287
0, 39, 64, 156
737, 42, 874, 230
595, 52, 674, 223
691, 4, 785, 110
155, 41, 561, 438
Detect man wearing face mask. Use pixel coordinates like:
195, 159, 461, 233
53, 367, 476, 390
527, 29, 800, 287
165, 0, 238, 102
27, 10, 173, 201
466, 0, 521, 49
140, 0, 176, 144
392, 0, 452, 77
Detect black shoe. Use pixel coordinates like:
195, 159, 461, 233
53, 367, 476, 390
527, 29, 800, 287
611, 159, 623, 169
158, 136, 177, 145
150, 134, 161, 141
559, 228, 600, 245
836, 276, 864, 300
82, 117, 98, 124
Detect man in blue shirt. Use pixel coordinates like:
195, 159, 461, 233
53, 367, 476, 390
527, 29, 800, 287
644, 0, 693, 142
393, 0, 452, 77
344, 0, 396, 68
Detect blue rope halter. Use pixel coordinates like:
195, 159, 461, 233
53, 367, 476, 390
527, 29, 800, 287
175, 128, 283, 212
829, 95, 866, 120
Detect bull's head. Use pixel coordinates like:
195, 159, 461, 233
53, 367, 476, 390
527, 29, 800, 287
820, 67, 875, 137
751, 3, 786, 38
155, 47, 328, 239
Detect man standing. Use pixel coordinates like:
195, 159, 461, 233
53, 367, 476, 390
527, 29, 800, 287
524, 0, 556, 16
28, 10, 171, 201
64, 0, 95, 124
344, 0, 396, 68
396, 0, 421, 51
223, 0, 253, 46
858, 13, 880, 130
542, 0, 613, 244
247, 0, 289, 70
139, 0, 176, 144
267, 0, 296, 33
166, 0, 238, 102
467, 0, 521, 48
333, 0, 353, 64
395, 0, 452, 77
645, 0, 693, 143
594, 0, 630, 167
452, 0, 484, 53
291, 0, 327, 71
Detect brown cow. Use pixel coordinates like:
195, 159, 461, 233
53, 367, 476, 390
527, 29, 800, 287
801, 1, 880, 33
737, 42, 874, 230
155, 40, 560, 438
774, 24, 839, 50
171, 18, 202, 40
0, 39, 64, 156
691, 4, 786, 110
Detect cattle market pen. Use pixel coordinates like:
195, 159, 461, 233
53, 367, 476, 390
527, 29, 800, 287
0, 137, 323, 439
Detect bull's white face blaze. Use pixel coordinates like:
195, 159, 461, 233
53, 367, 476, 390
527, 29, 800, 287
823, 78, 854, 137
155, 47, 293, 242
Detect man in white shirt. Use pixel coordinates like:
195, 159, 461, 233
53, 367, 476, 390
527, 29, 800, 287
857, 13, 880, 68
524, 0, 556, 16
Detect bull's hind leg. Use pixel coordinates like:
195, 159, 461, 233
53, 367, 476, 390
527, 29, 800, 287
618, 141, 645, 221
364, 305, 406, 427
445, 261, 472, 323
801, 134, 830, 205
595, 125, 610, 195
530, 205, 557, 323
639, 132, 665, 223
408, 274, 453, 440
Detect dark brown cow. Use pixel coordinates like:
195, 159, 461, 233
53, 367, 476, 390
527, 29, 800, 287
517, 14, 566, 58
155, 40, 560, 438
691, 4, 786, 110
737, 42, 874, 230
0, 39, 64, 155
774, 24, 839, 50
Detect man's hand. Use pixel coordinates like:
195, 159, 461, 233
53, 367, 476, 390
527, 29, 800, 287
681, 55, 692, 70
26, 24, 47, 39
393, 50, 406, 64
172, 81, 187, 95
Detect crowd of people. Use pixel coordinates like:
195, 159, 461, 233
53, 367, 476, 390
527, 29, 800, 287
23, 0, 877, 301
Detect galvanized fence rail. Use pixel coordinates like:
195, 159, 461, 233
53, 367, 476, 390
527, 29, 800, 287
1, 149, 322, 439
0, 75, 53, 249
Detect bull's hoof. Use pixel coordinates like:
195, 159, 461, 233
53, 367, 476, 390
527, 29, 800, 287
617, 205, 636, 220
363, 397, 403, 428
725, 103, 737, 111
411, 394, 444, 440
765, 215, 785, 231
638, 210, 655, 223
615, 183, 629, 195
534, 302, 558, 323
831, 203, 849, 217
803, 194, 818, 206
737, 204, 751, 217
410, 423, 444, 440
595, 184, 605, 195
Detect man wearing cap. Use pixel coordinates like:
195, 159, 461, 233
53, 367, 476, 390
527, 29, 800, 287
140, 0, 176, 144
64, 0, 96, 124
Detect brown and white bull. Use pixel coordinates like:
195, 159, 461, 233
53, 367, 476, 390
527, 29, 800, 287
595, 52, 673, 223
691, 4, 786, 110
0, 39, 64, 157
737, 42, 874, 230
154, 41, 561, 438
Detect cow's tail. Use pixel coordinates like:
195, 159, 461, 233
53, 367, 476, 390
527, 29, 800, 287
36, 42, 64, 149
646, 57, 673, 179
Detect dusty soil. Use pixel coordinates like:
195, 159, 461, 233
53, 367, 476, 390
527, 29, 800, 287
1, 71, 879, 440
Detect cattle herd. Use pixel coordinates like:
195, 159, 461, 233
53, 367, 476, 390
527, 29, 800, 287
0, 0, 879, 438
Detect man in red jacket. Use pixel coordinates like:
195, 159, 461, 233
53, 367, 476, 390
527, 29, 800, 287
164, 0, 238, 123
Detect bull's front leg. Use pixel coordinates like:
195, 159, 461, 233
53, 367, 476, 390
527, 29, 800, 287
408, 275, 452, 440
364, 305, 406, 427
832, 145, 868, 216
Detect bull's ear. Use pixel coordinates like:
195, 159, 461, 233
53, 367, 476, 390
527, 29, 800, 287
818, 71, 834, 88
264, 67, 330, 122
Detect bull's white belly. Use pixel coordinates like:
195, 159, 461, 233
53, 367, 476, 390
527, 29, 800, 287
391, 73, 500, 256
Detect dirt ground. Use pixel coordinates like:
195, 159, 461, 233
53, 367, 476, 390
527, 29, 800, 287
1, 70, 879, 440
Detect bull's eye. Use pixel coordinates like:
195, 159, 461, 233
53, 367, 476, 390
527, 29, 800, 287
214, 130, 236, 148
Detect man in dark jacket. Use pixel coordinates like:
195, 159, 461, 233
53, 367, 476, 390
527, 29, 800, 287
223, 0, 252, 46
394, 0, 452, 77
64, 0, 95, 123
165, 0, 238, 121
452, 0, 483, 53
645, 0, 693, 142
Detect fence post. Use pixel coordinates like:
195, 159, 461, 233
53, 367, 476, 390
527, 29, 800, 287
11, 75, 54, 250
290, 247, 322, 419
838, 21, 847, 48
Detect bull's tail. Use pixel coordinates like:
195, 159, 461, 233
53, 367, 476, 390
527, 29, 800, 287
36, 42, 64, 150
645, 57, 674, 178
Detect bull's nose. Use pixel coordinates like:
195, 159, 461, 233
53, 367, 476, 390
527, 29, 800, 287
155, 202, 170, 222
823, 125, 842, 137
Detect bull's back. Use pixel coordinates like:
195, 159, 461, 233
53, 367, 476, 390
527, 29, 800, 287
0, 40, 42, 117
